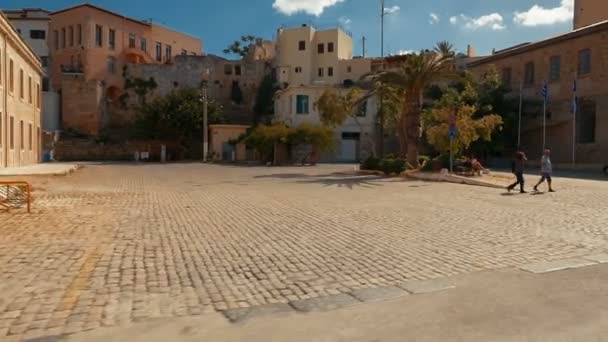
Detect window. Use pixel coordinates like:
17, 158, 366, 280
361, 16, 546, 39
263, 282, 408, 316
549, 56, 561, 81
235, 65, 242, 76
317, 43, 324, 54
107, 57, 116, 74
141, 38, 147, 52
318, 68, 324, 77
28, 124, 32, 151
54, 30, 59, 50
298, 40, 306, 51
0, 47, 2, 85
68, 26, 74, 46
30, 30, 46, 40
155, 42, 162, 61
9, 117, 14, 149
17, 29, 21, 35
77, 24, 82, 45
342, 132, 361, 140
524, 62, 535, 85
328, 67, 334, 77
165, 45, 172, 61
61, 28, 66, 48
295, 67, 302, 73
296, 95, 310, 114
224, 64, 233, 75
95, 25, 103, 47
181, 49, 187, 55
109, 29, 116, 50
129, 33, 136, 48
42, 77, 50, 92
19, 69, 24, 99
502, 67, 512, 85
28, 76, 32, 104
9, 59, 14, 93
20, 120, 24, 150
36, 84, 41, 109
328, 42, 334, 53
347, 66, 352, 73
578, 49, 591, 75
40, 56, 49, 68
577, 99, 596, 143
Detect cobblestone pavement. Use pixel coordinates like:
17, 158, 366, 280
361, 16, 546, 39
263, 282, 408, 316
1, 164, 608, 340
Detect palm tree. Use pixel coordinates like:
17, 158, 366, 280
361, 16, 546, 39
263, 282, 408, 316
375, 42, 455, 166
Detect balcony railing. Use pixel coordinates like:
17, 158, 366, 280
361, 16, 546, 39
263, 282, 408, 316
61, 65, 83, 74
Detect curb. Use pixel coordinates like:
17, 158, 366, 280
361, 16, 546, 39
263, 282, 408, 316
405, 171, 506, 189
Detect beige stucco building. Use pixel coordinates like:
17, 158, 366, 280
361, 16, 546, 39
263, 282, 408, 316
0, 10, 43, 167
4, 8, 60, 134
48, 4, 203, 135
274, 25, 377, 162
468, 0, 608, 164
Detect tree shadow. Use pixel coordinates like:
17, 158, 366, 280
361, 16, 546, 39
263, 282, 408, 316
255, 172, 386, 190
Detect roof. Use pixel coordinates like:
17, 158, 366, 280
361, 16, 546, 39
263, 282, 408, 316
2, 8, 50, 20
469, 19, 608, 67
50, 3, 151, 27
0, 11, 42, 73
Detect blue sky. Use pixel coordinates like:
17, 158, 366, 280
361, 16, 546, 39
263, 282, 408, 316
5, 0, 574, 57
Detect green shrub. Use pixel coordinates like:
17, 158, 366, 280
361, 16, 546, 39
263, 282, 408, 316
381, 158, 407, 175
361, 156, 381, 171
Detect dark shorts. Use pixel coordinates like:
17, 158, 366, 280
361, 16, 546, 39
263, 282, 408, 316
540, 172, 552, 181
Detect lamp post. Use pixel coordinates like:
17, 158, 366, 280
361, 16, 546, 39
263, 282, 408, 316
201, 68, 210, 162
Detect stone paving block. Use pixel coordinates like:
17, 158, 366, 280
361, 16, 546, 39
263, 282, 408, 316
24, 336, 63, 342
520, 258, 598, 274
350, 286, 409, 303
582, 254, 608, 264
400, 278, 455, 294
289, 294, 360, 313
223, 303, 294, 323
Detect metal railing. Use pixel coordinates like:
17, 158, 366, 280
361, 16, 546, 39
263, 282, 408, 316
0, 181, 31, 213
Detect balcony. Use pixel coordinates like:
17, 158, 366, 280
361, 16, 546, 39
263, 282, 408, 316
123, 48, 155, 64
60, 65, 83, 74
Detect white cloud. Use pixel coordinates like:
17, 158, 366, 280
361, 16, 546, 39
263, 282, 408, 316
384, 6, 400, 15
514, 0, 573, 26
429, 13, 440, 25
397, 49, 414, 55
339, 16, 352, 28
449, 13, 506, 31
272, 0, 344, 16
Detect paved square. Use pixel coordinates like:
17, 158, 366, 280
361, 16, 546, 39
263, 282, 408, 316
1, 164, 608, 339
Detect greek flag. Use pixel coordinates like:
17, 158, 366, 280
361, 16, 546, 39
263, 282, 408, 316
541, 81, 548, 101
573, 80, 578, 113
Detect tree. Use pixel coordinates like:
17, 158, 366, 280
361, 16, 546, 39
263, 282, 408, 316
315, 87, 377, 157
372, 42, 456, 166
424, 103, 503, 156
253, 75, 278, 124
132, 88, 224, 157
223, 35, 261, 57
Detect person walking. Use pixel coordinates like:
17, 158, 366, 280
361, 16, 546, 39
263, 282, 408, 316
534, 148, 555, 192
507, 151, 527, 193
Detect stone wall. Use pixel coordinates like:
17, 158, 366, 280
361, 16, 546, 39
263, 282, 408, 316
61, 74, 104, 136
54, 139, 180, 161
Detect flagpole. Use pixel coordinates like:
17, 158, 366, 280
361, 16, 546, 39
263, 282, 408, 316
518, 80, 523, 148
542, 80, 547, 150
572, 77, 577, 165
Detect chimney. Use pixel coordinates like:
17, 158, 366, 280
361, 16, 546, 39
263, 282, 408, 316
466, 44, 477, 58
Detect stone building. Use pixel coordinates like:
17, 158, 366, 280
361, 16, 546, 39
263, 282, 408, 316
467, 0, 608, 164
0, 10, 43, 167
273, 24, 378, 162
48, 3, 203, 135
126, 40, 275, 125
3, 8, 60, 134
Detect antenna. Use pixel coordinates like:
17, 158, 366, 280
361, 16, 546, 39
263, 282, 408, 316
362, 36, 366, 58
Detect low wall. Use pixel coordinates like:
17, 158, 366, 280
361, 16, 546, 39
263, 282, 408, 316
54, 140, 180, 162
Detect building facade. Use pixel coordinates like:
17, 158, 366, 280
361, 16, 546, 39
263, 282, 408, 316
0, 11, 43, 167
574, 0, 608, 29
468, 6, 608, 164
274, 25, 377, 162
48, 4, 203, 135
4, 8, 60, 134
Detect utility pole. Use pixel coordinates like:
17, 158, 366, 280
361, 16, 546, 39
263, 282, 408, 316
202, 84, 209, 162
379, 0, 385, 157
362, 36, 366, 58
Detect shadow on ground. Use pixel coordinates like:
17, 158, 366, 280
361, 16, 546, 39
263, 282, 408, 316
255, 172, 387, 190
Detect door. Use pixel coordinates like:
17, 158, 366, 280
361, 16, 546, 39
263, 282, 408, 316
341, 132, 360, 162
222, 142, 235, 161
